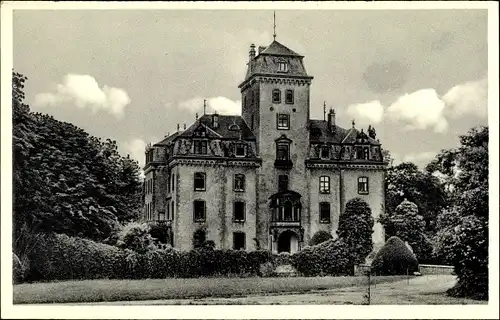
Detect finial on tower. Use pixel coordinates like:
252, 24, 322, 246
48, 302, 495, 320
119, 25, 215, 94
323, 101, 326, 121
273, 11, 276, 41
352, 119, 356, 128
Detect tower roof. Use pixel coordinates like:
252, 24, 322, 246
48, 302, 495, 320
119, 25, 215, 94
258, 40, 303, 57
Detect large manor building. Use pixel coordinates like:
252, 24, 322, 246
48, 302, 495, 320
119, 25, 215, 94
143, 38, 388, 253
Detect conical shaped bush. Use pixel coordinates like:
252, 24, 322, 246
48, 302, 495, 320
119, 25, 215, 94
371, 236, 419, 275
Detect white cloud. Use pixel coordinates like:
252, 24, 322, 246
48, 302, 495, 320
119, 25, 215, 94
443, 77, 488, 118
346, 100, 385, 125
33, 74, 131, 118
122, 138, 147, 168
388, 88, 448, 133
177, 96, 241, 115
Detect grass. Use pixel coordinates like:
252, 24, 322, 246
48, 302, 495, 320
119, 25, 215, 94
14, 275, 407, 304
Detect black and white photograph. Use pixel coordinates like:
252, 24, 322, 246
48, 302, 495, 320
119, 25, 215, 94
1, 1, 498, 319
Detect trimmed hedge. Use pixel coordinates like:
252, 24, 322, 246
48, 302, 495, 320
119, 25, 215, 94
371, 236, 419, 276
291, 239, 351, 276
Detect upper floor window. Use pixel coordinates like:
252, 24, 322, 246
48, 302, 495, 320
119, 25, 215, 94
234, 174, 245, 192
194, 172, 206, 191
278, 174, 289, 191
276, 142, 290, 161
277, 114, 290, 130
194, 140, 208, 155
171, 173, 175, 191
193, 200, 206, 222
278, 61, 289, 73
171, 200, 175, 218
272, 89, 281, 104
356, 146, 370, 160
234, 143, 246, 157
233, 201, 246, 222
319, 176, 330, 194
358, 177, 369, 195
319, 202, 331, 223
321, 146, 330, 159
285, 89, 294, 104
233, 232, 246, 250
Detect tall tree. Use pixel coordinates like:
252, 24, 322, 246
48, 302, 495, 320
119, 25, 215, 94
12, 71, 143, 244
429, 126, 488, 300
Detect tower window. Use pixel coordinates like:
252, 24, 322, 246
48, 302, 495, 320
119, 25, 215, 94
276, 143, 290, 161
277, 114, 290, 130
233, 232, 246, 250
194, 172, 206, 191
233, 201, 246, 222
234, 174, 245, 192
278, 61, 289, 72
194, 140, 208, 155
285, 89, 294, 104
193, 200, 206, 222
358, 177, 369, 195
319, 202, 331, 223
319, 176, 330, 194
272, 89, 281, 104
278, 174, 289, 191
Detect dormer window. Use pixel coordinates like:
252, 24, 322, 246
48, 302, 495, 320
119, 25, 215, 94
278, 61, 289, 73
320, 146, 330, 159
194, 140, 208, 155
212, 113, 219, 129
234, 143, 246, 157
356, 146, 370, 160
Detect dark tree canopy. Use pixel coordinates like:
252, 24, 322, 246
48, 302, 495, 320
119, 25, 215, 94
309, 230, 333, 246
371, 236, 419, 276
12, 71, 143, 243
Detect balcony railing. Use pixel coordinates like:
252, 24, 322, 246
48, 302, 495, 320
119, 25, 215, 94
274, 159, 293, 169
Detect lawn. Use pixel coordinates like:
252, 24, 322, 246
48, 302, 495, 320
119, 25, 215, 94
14, 275, 407, 304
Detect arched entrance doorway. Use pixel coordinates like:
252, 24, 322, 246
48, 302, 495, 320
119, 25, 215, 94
277, 230, 299, 254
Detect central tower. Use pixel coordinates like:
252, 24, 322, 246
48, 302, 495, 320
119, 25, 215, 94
238, 40, 314, 252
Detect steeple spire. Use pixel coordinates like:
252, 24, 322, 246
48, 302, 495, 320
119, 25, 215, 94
273, 11, 276, 41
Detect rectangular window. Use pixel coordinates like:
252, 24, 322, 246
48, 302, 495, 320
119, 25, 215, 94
285, 89, 294, 104
166, 200, 170, 220
319, 176, 330, 194
193, 200, 206, 222
171, 173, 175, 191
235, 144, 246, 157
233, 201, 245, 222
234, 174, 245, 192
278, 61, 288, 73
277, 114, 290, 130
159, 211, 165, 221
358, 176, 369, 194
278, 174, 289, 191
363, 147, 370, 160
233, 232, 246, 250
171, 201, 175, 218
321, 146, 330, 159
194, 172, 206, 191
194, 140, 208, 155
319, 202, 331, 223
276, 143, 290, 161
272, 89, 281, 104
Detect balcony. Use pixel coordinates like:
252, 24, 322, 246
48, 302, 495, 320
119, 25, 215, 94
274, 159, 293, 170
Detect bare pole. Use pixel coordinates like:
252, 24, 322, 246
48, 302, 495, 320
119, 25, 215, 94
323, 101, 326, 121
203, 99, 206, 115
273, 11, 276, 40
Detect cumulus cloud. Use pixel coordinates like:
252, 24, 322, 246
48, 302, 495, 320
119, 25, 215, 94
443, 77, 487, 118
122, 138, 147, 167
387, 88, 448, 133
33, 74, 131, 118
177, 96, 241, 115
346, 100, 385, 125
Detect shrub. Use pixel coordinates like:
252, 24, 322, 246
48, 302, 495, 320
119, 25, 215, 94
337, 198, 374, 268
371, 236, 419, 276
13, 253, 25, 284
117, 222, 157, 254
309, 230, 333, 246
148, 221, 172, 245
274, 252, 292, 266
291, 239, 351, 276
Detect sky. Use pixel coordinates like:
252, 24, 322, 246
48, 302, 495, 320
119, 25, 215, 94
12, 8, 489, 169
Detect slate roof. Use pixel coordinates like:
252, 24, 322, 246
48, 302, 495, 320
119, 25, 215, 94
259, 41, 303, 57
153, 132, 179, 146
308, 120, 379, 145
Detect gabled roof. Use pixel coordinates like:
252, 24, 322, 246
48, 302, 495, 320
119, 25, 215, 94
153, 132, 179, 146
259, 40, 303, 57
178, 114, 256, 141
308, 120, 379, 145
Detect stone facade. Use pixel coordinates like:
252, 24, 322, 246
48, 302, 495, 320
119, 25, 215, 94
143, 39, 388, 253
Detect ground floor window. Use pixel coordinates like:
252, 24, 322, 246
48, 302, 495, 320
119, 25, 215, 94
233, 232, 246, 250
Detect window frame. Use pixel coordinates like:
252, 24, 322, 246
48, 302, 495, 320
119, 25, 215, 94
319, 176, 330, 194
276, 113, 290, 130
319, 202, 331, 223
234, 143, 246, 157
193, 200, 206, 222
358, 176, 369, 195
276, 142, 290, 161
320, 146, 330, 159
278, 61, 289, 73
194, 139, 208, 155
278, 174, 289, 191
234, 174, 246, 192
193, 172, 206, 191
285, 89, 294, 104
272, 89, 281, 104
233, 201, 246, 222
233, 232, 246, 250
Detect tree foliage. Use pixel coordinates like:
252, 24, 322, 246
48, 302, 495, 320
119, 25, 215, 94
12, 71, 143, 245
429, 126, 488, 300
337, 198, 374, 266
371, 236, 419, 276
309, 230, 333, 246
385, 162, 447, 233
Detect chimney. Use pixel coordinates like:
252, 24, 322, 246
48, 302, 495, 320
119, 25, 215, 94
327, 108, 336, 131
249, 44, 256, 61
177, 123, 180, 132
183, 123, 186, 130
212, 112, 219, 129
